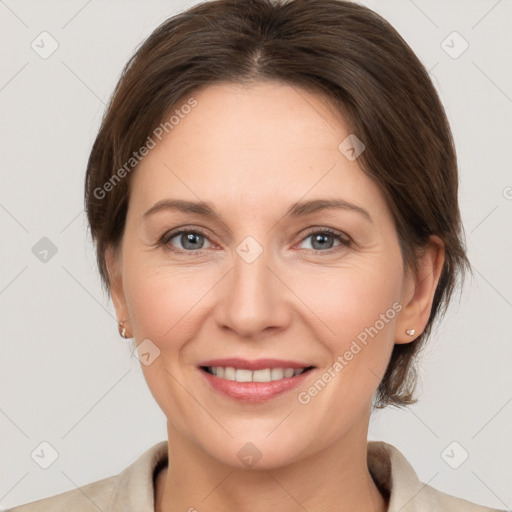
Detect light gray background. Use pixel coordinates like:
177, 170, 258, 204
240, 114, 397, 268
1, 0, 511, 510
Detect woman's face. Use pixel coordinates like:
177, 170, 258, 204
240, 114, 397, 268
107, 81, 437, 469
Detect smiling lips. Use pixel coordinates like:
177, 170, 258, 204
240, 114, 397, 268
198, 358, 315, 402
205, 366, 307, 382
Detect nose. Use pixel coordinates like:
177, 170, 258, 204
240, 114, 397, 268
214, 244, 292, 340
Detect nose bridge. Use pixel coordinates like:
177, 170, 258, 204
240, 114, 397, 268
216, 236, 288, 337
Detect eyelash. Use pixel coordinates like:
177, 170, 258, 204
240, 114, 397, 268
158, 226, 352, 255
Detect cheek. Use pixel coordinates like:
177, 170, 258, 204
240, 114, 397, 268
121, 256, 215, 422
294, 251, 403, 403
296, 256, 403, 345
124, 272, 175, 342
122, 251, 216, 344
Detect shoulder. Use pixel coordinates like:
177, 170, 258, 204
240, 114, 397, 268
5, 440, 169, 512
419, 483, 505, 512
367, 441, 506, 512
4, 474, 118, 512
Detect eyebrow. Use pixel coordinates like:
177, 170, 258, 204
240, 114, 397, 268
143, 198, 373, 224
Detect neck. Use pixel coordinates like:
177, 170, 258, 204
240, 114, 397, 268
155, 421, 388, 512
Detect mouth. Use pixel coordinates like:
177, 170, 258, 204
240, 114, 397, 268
200, 365, 314, 382
197, 358, 316, 402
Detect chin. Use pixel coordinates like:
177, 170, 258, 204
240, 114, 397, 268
197, 426, 316, 471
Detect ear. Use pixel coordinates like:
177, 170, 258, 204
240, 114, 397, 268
394, 235, 445, 344
105, 244, 131, 336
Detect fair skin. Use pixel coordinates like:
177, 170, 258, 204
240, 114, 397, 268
106, 81, 444, 512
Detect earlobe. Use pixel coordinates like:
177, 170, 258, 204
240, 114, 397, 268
105, 245, 133, 338
394, 236, 445, 344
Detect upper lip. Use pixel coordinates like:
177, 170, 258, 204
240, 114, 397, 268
198, 358, 314, 371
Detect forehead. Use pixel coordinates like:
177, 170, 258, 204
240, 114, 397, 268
129, 81, 387, 221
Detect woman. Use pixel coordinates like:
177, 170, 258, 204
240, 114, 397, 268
7, 0, 505, 510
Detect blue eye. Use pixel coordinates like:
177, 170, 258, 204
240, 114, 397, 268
162, 229, 212, 252
159, 227, 350, 254
299, 228, 351, 252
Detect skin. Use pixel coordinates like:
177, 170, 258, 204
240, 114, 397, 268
106, 81, 445, 512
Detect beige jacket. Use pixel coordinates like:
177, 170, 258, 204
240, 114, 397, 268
6, 440, 505, 511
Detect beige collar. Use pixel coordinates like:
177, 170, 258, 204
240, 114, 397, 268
108, 439, 496, 512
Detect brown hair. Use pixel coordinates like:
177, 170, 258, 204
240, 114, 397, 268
84, 0, 471, 408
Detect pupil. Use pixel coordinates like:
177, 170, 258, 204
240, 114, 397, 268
182, 233, 203, 250
313, 233, 332, 250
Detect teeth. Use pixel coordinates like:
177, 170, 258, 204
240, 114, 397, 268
206, 366, 307, 382
253, 369, 271, 382
271, 368, 284, 380
235, 369, 253, 382
224, 367, 235, 380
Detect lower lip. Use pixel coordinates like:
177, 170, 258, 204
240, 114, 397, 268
199, 368, 314, 403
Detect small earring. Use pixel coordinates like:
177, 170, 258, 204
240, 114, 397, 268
406, 329, 416, 336
119, 320, 128, 339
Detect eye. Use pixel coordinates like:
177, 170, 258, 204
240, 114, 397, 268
298, 228, 351, 253
159, 226, 351, 255
160, 228, 213, 252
